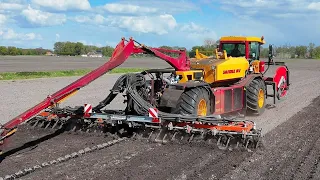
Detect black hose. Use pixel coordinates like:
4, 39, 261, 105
96, 73, 247, 123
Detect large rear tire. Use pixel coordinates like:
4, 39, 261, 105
174, 87, 212, 116
246, 78, 266, 115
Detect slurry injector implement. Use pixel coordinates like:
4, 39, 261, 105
0, 36, 290, 153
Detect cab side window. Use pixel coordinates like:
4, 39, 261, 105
250, 42, 260, 60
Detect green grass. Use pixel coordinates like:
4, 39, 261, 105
0, 68, 146, 81
109, 68, 146, 73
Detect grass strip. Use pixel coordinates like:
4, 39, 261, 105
0, 68, 146, 81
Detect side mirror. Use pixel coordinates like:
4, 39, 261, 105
268, 44, 274, 62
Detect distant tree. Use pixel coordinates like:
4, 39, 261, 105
295, 46, 308, 58
313, 46, 320, 59
308, 43, 315, 58
203, 38, 216, 49
191, 45, 205, 51
54, 42, 64, 54
260, 47, 269, 58
102, 46, 114, 57
0, 46, 8, 55
7, 46, 18, 55
74, 42, 84, 55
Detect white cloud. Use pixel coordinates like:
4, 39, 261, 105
24, 33, 38, 40
108, 14, 177, 35
21, 5, 66, 27
31, 0, 91, 11
78, 40, 103, 47
208, 0, 319, 46
99, 0, 198, 15
73, 15, 91, 23
308, 2, 320, 11
0, 28, 42, 40
55, 33, 60, 41
217, 0, 320, 18
0, 2, 26, 25
103, 3, 158, 14
73, 14, 178, 35
93, 14, 105, 24
72, 14, 106, 25
0, 2, 25, 10
0, 14, 6, 24
179, 22, 218, 43
220, 0, 277, 8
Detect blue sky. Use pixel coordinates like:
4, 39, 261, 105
0, 0, 319, 50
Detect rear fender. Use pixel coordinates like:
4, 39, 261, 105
273, 65, 290, 89
262, 64, 290, 103
272, 65, 290, 99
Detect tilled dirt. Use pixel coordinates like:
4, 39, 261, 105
0, 56, 170, 72
221, 95, 320, 180
1, 95, 320, 180
1, 59, 320, 179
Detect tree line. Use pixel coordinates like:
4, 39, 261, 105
0, 46, 52, 56
272, 43, 319, 59
53, 42, 114, 57
0, 40, 319, 59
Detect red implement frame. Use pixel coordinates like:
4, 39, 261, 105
1, 37, 190, 138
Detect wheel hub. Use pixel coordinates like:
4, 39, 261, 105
258, 89, 264, 108
198, 99, 207, 116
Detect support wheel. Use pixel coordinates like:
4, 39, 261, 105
174, 87, 211, 116
246, 78, 266, 115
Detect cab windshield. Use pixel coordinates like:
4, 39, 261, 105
221, 43, 245, 57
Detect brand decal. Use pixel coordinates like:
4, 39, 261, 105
223, 69, 241, 74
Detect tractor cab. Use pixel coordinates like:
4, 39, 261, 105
218, 36, 265, 62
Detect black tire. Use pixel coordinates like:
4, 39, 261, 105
246, 78, 266, 115
173, 87, 212, 116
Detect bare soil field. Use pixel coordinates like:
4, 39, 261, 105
1, 58, 320, 179
0, 55, 301, 73
0, 56, 170, 72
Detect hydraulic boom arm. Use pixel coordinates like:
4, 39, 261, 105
0, 37, 190, 143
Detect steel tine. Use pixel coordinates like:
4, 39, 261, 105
245, 138, 250, 149
171, 131, 177, 141
226, 137, 231, 147
148, 130, 154, 140
39, 121, 45, 128
188, 134, 194, 143
155, 129, 165, 143
162, 133, 168, 144
52, 120, 59, 129
217, 136, 222, 146
155, 129, 163, 139
32, 120, 39, 128
44, 121, 52, 129
131, 132, 137, 138
180, 133, 185, 141
255, 141, 259, 149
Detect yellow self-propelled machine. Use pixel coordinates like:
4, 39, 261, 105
0, 36, 290, 158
